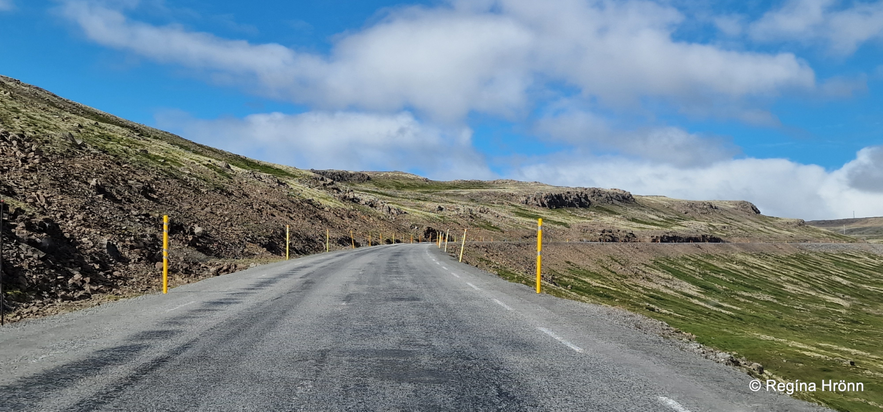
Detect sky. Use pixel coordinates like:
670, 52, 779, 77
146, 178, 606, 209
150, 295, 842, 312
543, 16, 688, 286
1, 0, 882, 220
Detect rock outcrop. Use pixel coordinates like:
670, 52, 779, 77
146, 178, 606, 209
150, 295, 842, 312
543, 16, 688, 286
521, 188, 635, 209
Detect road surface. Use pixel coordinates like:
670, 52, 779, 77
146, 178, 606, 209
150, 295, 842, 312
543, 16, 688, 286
0, 244, 829, 411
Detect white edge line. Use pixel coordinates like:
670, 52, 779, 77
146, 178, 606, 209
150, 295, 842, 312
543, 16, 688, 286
165, 301, 196, 312
450, 272, 461, 278
537, 327, 584, 353
466, 282, 480, 290
493, 298, 513, 311
658, 397, 692, 412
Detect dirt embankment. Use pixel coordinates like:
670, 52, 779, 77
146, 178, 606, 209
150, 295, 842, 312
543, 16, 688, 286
0, 127, 411, 322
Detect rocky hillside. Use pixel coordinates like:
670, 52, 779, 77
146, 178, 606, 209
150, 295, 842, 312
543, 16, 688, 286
0, 74, 855, 322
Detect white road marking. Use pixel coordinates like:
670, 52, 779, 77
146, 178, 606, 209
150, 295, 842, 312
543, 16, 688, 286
493, 299, 513, 311
466, 282, 480, 290
441, 266, 447, 270
658, 396, 692, 412
537, 327, 584, 353
165, 301, 196, 312
341, 302, 347, 306
450, 272, 461, 278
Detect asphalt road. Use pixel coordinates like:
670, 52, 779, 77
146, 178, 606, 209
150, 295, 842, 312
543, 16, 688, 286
0, 244, 830, 411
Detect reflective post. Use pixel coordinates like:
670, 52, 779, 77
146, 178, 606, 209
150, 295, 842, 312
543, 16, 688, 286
163, 215, 169, 294
459, 229, 467, 262
536, 218, 542, 294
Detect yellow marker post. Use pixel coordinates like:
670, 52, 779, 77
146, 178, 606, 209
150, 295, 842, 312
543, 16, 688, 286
444, 230, 449, 252
326, 229, 329, 252
459, 229, 467, 262
162, 215, 169, 294
536, 218, 543, 294
410, 234, 413, 244
286, 225, 290, 260
350, 230, 355, 249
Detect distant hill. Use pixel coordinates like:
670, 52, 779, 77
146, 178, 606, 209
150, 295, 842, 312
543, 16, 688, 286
0, 74, 853, 321
807, 217, 883, 243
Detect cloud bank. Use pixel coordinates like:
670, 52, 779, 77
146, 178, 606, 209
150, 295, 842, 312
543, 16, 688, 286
750, 0, 883, 55
60, 0, 817, 121
58, 0, 883, 220
155, 110, 492, 180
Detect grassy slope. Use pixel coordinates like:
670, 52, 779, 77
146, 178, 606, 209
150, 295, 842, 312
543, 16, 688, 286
460, 242, 883, 412
808, 217, 883, 244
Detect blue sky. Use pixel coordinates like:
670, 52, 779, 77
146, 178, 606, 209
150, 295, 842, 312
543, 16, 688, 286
1, 0, 882, 220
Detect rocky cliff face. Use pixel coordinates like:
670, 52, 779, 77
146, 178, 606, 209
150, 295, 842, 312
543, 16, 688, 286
520, 188, 636, 209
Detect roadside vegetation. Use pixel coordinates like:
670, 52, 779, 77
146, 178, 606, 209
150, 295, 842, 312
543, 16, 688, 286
461, 242, 883, 412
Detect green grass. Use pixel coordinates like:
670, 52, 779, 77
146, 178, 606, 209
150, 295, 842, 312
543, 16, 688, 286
592, 206, 621, 216
555, 252, 883, 411
474, 220, 504, 232
627, 217, 671, 228
226, 156, 299, 179
511, 208, 571, 227
203, 162, 233, 180
368, 179, 492, 192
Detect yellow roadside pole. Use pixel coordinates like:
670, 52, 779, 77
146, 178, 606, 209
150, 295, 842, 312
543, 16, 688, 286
437, 232, 441, 247
286, 225, 290, 260
326, 229, 329, 252
536, 218, 543, 294
350, 230, 355, 249
444, 230, 450, 252
459, 229, 467, 262
162, 215, 169, 294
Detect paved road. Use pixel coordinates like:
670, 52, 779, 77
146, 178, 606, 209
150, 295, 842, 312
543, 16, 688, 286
0, 244, 829, 411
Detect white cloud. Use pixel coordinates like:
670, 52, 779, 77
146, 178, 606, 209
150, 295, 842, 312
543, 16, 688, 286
60, 0, 817, 122
842, 145, 883, 193
155, 110, 493, 180
534, 109, 738, 167
512, 148, 883, 220
0, 0, 15, 12
750, 0, 883, 55
713, 15, 744, 37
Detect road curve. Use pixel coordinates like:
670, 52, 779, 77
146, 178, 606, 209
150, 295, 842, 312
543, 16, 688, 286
0, 244, 829, 411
